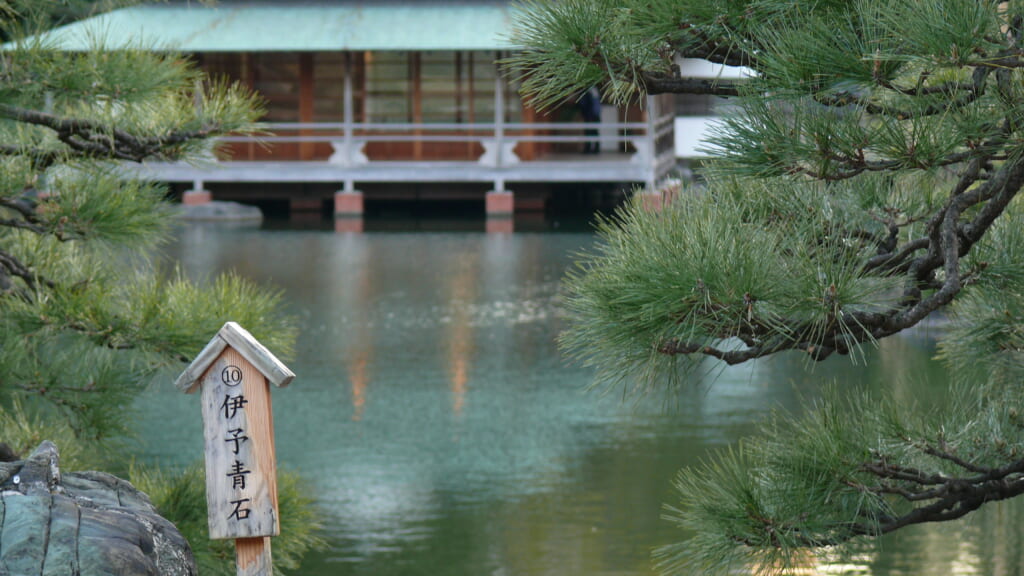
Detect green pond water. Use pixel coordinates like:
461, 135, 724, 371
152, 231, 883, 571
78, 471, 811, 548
132, 221, 1024, 576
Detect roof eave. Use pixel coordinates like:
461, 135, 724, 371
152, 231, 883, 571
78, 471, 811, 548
175, 322, 295, 393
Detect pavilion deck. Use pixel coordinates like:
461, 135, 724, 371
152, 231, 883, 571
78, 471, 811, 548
141, 116, 677, 192
32, 1, 681, 219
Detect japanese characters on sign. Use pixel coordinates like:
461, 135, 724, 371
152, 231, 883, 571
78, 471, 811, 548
177, 322, 292, 545
221, 365, 253, 520
199, 347, 279, 540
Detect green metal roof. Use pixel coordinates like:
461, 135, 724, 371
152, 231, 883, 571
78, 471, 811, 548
32, 1, 520, 52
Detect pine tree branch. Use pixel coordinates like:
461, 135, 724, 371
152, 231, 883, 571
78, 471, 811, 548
640, 73, 743, 96
919, 441, 993, 474
815, 67, 991, 119
657, 335, 838, 364
862, 459, 948, 485
0, 214, 46, 235
892, 157, 1024, 330
0, 103, 217, 162
658, 340, 758, 364
0, 145, 63, 169
524, 0, 1024, 565
786, 150, 975, 182
669, 24, 757, 68
0, 196, 88, 242
825, 477, 1024, 544
0, 194, 41, 222
863, 238, 930, 274
975, 55, 1024, 69
657, 155, 1020, 360
657, 130, 1024, 363
870, 482, 947, 502
742, 456, 1024, 550
879, 77, 977, 97
0, 246, 53, 297
857, 458, 1024, 537
33, 315, 191, 362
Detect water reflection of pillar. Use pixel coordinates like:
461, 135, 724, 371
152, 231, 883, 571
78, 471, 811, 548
335, 217, 365, 234
335, 233, 374, 421
349, 349, 370, 422
486, 218, 514, 234
447, 247, 479, 417
482, 233, 523, 367
450, 337, 469, 416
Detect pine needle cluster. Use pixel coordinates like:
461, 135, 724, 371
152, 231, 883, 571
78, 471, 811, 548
513, 0, 1024, 572
0, 2, 294, 438
0, 4, 322, 572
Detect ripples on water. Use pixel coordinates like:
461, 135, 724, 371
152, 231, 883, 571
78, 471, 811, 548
130, 222, 1024, 576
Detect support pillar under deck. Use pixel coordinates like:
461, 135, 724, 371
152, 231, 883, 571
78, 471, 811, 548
639, 181, 681, 211
183, 179, 211, 205
486, 218, 514, 233
334, 187, 364, 217
485, 190, 514, 217
334, 181, 364, 233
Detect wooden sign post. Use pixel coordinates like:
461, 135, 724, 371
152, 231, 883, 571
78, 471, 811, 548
176, 322, 295, 576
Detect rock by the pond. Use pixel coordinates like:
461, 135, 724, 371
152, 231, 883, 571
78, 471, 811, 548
0, 441, 196, 576
178, 200, 263, 222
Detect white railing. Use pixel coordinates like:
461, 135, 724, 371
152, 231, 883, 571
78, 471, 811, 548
215, 120, 668, 166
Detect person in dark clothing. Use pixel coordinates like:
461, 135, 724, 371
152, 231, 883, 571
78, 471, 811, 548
578, 86, 602, 154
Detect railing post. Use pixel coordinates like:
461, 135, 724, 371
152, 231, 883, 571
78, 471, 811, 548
298, 53, 314, 160
343, 52, 354, 166
486, 52, 514, 220
334, 51, 364, 228
493, 57, 504, 170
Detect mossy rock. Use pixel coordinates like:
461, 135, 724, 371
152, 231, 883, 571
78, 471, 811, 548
0, 441, 196, 576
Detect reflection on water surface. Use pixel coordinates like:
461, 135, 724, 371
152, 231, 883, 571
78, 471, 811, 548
132, 221, 1024, 576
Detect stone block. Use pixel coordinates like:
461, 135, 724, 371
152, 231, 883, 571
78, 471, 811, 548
183, 190, 212, 205
485, 191, 514, 215
334, 191, 364, 216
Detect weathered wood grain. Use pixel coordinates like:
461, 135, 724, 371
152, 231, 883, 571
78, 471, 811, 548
235, 537, 272, 576
199, 348, 279, 540
174, 334, 227, 393
218, 322, 295, 388
177, 322, 295, 394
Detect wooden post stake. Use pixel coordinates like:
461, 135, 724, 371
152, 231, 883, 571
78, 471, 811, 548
176, 322, 295, 576
236, 537, 272, 576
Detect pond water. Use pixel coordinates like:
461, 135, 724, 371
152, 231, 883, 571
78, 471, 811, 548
133, 220, 1024, 576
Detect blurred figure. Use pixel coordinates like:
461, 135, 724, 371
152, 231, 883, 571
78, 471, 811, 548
578, 86, 601, 154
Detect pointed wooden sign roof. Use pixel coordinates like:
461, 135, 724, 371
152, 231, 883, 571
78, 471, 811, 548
175, 322, 295, 394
